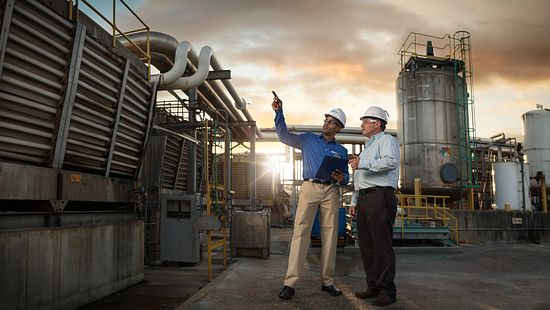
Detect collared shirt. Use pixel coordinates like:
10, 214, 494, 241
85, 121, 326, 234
351, 131, 400, 205
275, 110, 349, 185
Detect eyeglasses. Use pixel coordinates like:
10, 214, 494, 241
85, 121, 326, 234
362, 118, 378, 124
323, 119, 339, 126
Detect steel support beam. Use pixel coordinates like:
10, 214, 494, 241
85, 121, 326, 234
249, 125, 256, 209
52, 23, 86, 169
105, 60, 131, 176
174, 139, 186, 189
187, 87, 198, 194
135, 79, 159, 179
205, 69, 231, 81
0, 0, 15, 78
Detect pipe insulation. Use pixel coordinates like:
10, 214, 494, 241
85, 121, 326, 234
118, 31, 261, 139
160, 46, 213, 90
150, 41, 191, 85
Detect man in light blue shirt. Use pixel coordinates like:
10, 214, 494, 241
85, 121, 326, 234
272, 93, 349, 300
349, 106, 400, 307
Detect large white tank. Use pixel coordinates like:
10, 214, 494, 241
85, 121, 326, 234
492, 161, 531, 210
522, 108, 550, 190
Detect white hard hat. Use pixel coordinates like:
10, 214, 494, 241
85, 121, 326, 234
360, 106, 388, 123
325, 108, 346, 128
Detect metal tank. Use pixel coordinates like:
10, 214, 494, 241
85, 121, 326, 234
397, 58, 468, 199
492, 161, 531, 210
522, 108, 550, 191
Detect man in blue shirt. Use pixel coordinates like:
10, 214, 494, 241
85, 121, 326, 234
349, 106, 400, 307
273, 94, 349, 300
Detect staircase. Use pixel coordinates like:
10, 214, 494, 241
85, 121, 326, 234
394, 194, 459, 246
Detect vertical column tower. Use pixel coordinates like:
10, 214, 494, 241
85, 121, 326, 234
397, 32, 476, 203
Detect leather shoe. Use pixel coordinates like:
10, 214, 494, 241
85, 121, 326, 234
355, 289, 379, 299
321, 285, 342, 296
371, 294, 396, 307
278, 285, 295, 300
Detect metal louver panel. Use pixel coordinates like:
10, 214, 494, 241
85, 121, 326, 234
161, 134, 183, 188
173, 139, 188, 191
231, 161, 250, 200
0, 0, 72, 164
0, 0, 155, 179
63, 34, 123, 172
109, 69, 153, 177
154, 127, 204, 192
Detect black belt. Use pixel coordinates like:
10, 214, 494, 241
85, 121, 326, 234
358, 186, 395, 196
304, 178, 336, 185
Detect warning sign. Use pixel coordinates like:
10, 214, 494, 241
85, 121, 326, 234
440, 147, 452, 157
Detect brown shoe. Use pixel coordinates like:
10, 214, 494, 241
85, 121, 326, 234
355, 289, 379, 299
371, 294, 396, 307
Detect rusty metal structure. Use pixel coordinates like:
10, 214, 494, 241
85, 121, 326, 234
0, 0, 260, 308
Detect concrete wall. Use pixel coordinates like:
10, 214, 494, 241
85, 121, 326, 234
0, 221, 144, 310
453, 211, 550, 244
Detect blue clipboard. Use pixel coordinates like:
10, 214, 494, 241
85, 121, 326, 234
314, 156, 347, 180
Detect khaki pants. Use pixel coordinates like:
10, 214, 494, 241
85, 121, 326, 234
284, 181, 339, 287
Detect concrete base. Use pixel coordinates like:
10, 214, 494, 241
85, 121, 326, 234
77, 227, 550, 310
178, 228, 550, 310
453, 210, 550, 243
0, 221, 144, 310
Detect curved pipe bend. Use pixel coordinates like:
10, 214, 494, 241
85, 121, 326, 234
160, 46, 214, 90
151, 41, 192, 85
119, 31, 261, 138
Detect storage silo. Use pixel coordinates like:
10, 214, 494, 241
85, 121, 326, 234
492, 161, 531, 210
396, 39, 469, 200
522, 108, 550, 191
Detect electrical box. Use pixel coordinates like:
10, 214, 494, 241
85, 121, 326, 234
160, 190, 200, 263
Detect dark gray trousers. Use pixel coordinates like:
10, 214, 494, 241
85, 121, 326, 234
356, 187, 397, 298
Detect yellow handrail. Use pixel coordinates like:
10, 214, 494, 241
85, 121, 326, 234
68, 0, 152, 80
205, 122, 228, 281
397, 194, 459, 245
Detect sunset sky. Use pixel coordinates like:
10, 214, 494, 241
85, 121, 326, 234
105, 0, 550, 142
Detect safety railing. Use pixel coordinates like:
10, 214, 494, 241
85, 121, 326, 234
398, 32, 452, 71
397, 194, 459, 245
68, 0, 151, 79
453, 31, 478, 210
205, 120, 228, 281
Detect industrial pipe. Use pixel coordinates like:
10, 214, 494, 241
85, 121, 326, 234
210, 56, 262, 139
150, 41, 192, 85
119, 31, 262, 139
119, 32, 249, 138
173, 47, 251, 138
119, 31, 179, 62
152, 125, 199, 144
160, 46, 213, 90
538, 172, 548, 213
258, 126, 400, 147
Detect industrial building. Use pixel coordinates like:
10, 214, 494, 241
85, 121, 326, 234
1, 1, 549, 309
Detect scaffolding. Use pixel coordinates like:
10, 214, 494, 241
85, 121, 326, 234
453, 31, 478, 210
